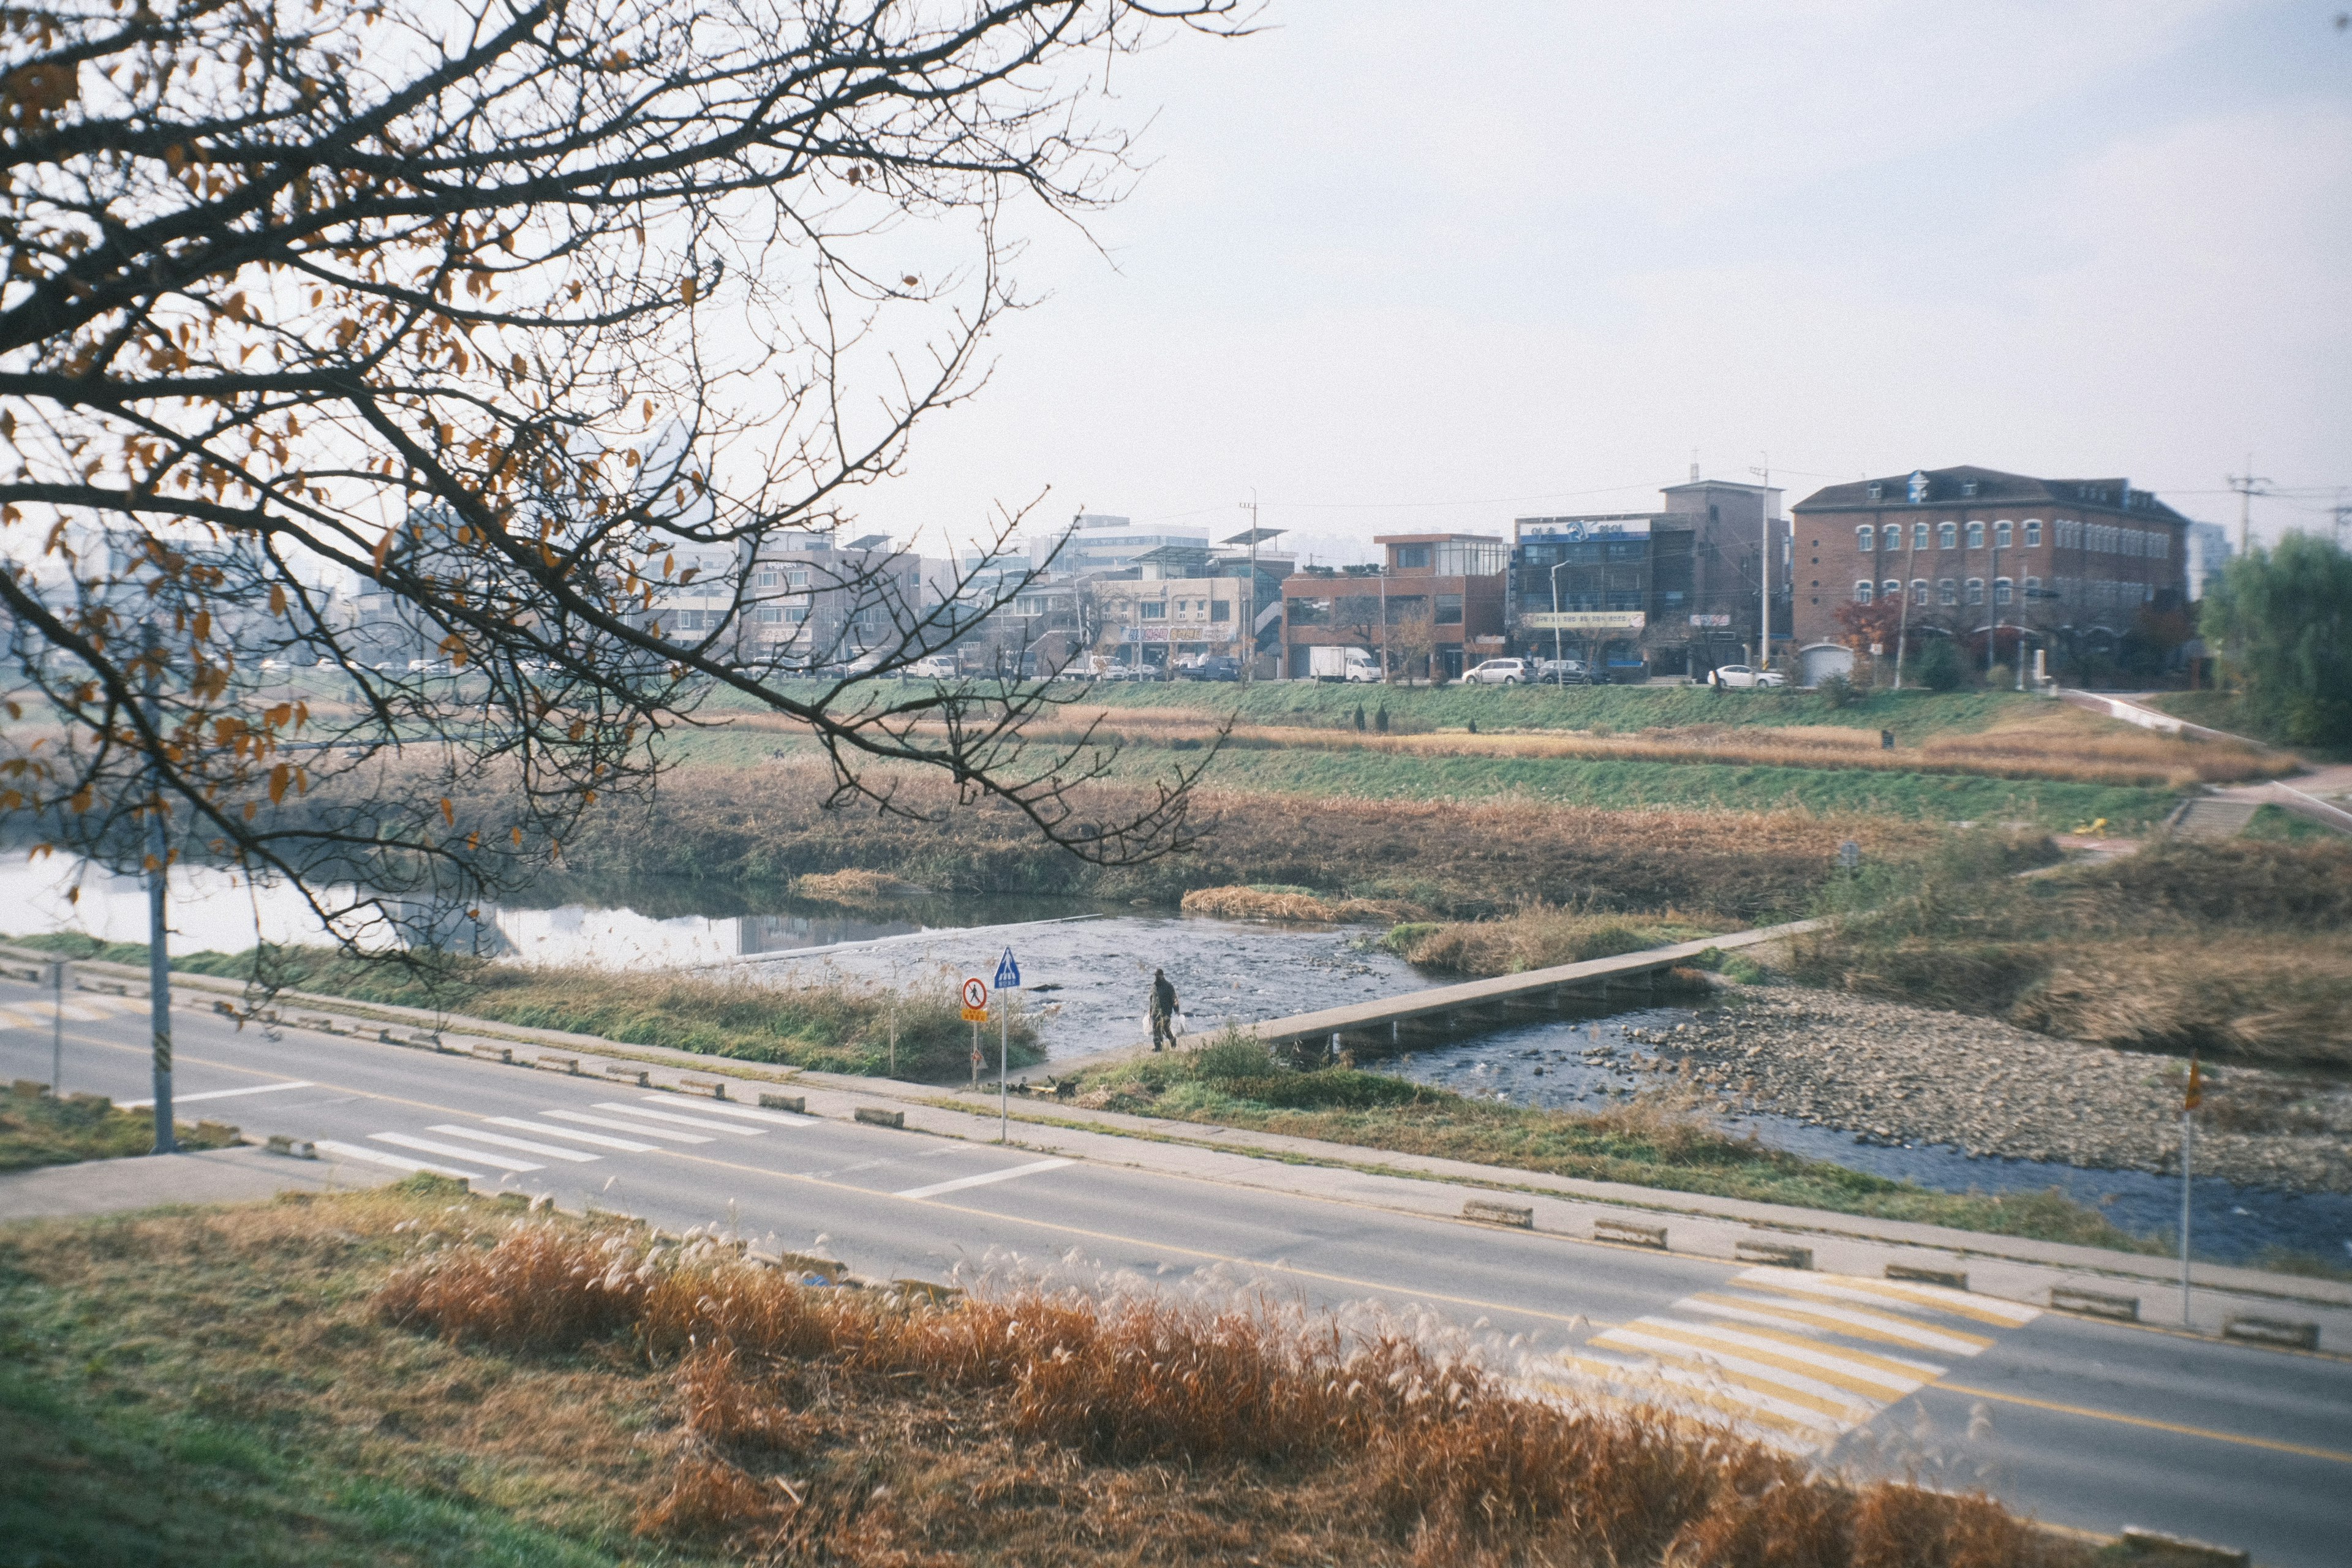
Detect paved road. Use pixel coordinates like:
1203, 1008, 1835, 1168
6, 981, 2348, 1566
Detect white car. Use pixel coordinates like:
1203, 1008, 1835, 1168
1709, 664, 1787, 688
1460, 657, 1531, 686
905, 655, 958, 680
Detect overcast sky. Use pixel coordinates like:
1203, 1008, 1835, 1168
864, 1, 2350, 562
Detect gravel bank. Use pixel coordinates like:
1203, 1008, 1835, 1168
1626, 988, 2352, 1194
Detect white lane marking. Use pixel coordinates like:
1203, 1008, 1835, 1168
371, 1132, 543, 1172
591, 1101, 764, 1135
896, 1156, 1074, 1200
542, 1109, 712, 1143
425, 1125, 599, 1163
488, 1116, 659, 1152
119, 1079, 316, 1110
312, 1139, 481, 1180
636, 1096, 813, 1128
1735, 1268, 2041, 1325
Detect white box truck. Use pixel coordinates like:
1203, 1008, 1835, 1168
1310, 646, 1382, 682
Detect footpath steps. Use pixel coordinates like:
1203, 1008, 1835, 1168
2168, 799, 2260, 840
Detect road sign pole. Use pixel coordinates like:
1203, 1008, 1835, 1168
2180, 1106, 2194, 1327
970, 1020, 979, 1090
999, 1003, 1009, 1144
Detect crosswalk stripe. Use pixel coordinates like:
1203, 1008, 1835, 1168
1547, 1353, 1825, 1439
636, 1096, 813, 1128
542, 1109, 712, 1142
371, 1132, 543, 1172
425, 1125, 599, 1163
1737, 1269, 2038, 1327
0, 1007, 40, 1028
1593, 1329, 1878, 1420
1660, 1316, 1945, 1381
486, 1116, 659, 1152
121, 1080, 317, 1110
591, 1101, 764, 1135
1599, 1352, 1853, 1432
312, 1139, 482, 1180
1631, 1317, 1931, 1396
1690, 1291, 1990, 1355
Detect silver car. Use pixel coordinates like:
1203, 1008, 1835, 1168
1709, 664, 1787, 688
1461, 657, 1531, 686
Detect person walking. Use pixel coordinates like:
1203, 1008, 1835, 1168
1148, 968, 1180, 1052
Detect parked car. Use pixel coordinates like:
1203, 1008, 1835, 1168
1709, 664, 1786, 688
1460, 657, 1531, 686
1531, 658, 1593, 685
905, 655, 958, 680
1180, 654, 1241, 682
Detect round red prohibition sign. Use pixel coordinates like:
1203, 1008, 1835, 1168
962, 977, 989, 1012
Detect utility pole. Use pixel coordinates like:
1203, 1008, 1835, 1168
2225, 458, 2271, 556
140, 625, 175, 1154
1237, 493, 1258, 685
1758, 458, 1772, 670
1893, 516, 1915, 690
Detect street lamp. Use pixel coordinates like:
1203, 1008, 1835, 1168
1549, 557, 1571, 687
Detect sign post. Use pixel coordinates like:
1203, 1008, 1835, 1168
993, 948, 1022, 1143
2181, 1054, 2202, 1327
960, 977, 989, 1091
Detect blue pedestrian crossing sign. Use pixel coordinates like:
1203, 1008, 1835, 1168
993, 948, 1022, 989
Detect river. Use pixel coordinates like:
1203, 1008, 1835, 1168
4, 853, 2342, 1265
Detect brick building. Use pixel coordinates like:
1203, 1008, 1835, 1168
1281, 533, 1507, 680
1789, 466, 2191, 662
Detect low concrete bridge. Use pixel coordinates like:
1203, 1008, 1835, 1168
1054, 917, 1822, 1075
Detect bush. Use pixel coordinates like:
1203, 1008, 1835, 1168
1187, 1028, 1281, 1080
1911, 638, 1966, 691
1815, 671, 1857, 708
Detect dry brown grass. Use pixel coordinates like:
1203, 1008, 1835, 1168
778, 701, 2288, 788
1384, 906, 1716, 976
788, 868, 926, 903
539, 762, 1951, 922
370, 1215, 2086, 1568
1180, 884, 1425, 922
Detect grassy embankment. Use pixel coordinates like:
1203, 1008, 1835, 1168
2148, 689, 2352, 763
0, 1180, 2090, 1567
0, 1080, 241, 1170
1063, 1034, 2149, 1253
519, 762, 1953, 924
1788, 837, 2352, 1069
3, 936, 1040, 1082
677, 682, 2237, 829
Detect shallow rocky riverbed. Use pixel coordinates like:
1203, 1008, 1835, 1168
1630, 988, 2352, 1194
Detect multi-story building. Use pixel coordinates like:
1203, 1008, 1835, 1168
2185, 521, 2232, 603
1027, 513, 1211, 575
1509, 476, 1787, 680
726, 532, 923, 670
1789, 466, 2191, 665
1280, 533, 1507, 680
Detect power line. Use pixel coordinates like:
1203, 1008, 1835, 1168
2225, 458, 2274, 556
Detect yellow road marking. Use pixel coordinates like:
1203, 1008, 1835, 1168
1673, 1317, 1945, 1382
1549, 1353, 1822, 1437
1791, 1272, 2040, 1327
1687, 1292, 1972, 1352
1627, 1319, 1922, 1398
1705, 1287, 1992, 1352
1594, 1331, 1875, 1420
1933, 1382, 2352, 1466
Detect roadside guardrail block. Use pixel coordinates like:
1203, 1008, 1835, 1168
537, 1055, 579, 1074
2221, 1314, 2319, 1351
2050, 1285, 2139, 1321
2119, 1527, 2251, 1567
604, 1063, 651, 1087
1462, 1198, 1534, 1228
1735, 1238, 1813, 1270
678, 1076, 728, 1099
265, 1134, 316, 1159
853, 1106, 904, 1129
470, 1044, 513, 1065
1886, 1262, 1969, 1290
1595, 1216, 1668, 1248
758, 1093, 806, 1113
